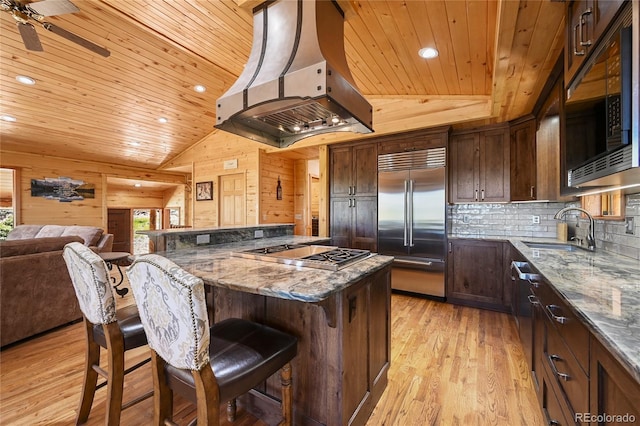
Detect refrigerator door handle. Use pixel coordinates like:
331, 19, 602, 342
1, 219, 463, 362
409, 179, 415, 247
403, 179, 409, 247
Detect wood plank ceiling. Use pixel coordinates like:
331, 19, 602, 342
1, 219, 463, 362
0, 0, 566, 171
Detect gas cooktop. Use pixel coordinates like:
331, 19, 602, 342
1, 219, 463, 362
231, 244, 372, 271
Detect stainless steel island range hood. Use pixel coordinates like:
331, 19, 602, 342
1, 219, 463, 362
215, 0, 373, 148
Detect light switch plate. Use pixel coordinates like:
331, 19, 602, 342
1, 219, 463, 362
254, 230, 264, 238
625, 217, 634, 235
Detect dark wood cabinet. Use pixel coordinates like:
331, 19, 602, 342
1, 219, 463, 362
329, 141, 378, 250
330, 142, 377, 198
590, 336, 640, 425
446, 239, 509, 312
330, 196, 377, 251
448, 125, 510, 203
210, 265, 392, 426
510, 116, 538, 201
565, 0, 625, 87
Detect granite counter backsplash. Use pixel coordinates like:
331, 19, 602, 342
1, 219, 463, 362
448, 193, 640, 260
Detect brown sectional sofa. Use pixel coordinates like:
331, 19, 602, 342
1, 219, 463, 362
0, 225, 114, 347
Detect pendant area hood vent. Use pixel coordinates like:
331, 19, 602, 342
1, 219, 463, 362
215, 0, 373, 148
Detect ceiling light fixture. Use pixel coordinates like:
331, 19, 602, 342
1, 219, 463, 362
194, 84, 206, 93
418, 47, 439, 59
158, 117, 168, 123
331, 116, 340, 124
129, 141, 141, 146
1, 115, 17, 122
134, 183, 142, 187
16, 75, 36, 85
292, 124, 301, 132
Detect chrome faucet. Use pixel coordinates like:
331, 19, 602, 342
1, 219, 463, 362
554, 207, 596, 251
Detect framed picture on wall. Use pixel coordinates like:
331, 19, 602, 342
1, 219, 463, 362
195, 181, 213, 201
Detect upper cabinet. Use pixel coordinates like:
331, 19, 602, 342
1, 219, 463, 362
448, 125, 510, 203
330, 142, 377, 198
565, 0, 625, 87
510, 116, 538, 202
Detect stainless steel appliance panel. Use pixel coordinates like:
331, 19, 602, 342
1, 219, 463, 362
377, 148, 446, 298
408, 167, 446, 261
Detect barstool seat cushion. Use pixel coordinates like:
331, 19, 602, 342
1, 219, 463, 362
165, 318, 298, 403
92, 304, 147, 350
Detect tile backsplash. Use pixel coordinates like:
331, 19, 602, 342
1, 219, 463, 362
447, 193, 640, 260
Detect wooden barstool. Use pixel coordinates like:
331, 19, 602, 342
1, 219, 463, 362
63, 242, 151, 425
127, 254, 298, 425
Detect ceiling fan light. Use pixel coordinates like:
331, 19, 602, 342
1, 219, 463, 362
1, 115, 17, 122
16, 75, 35, 85
418, 47, 439, 59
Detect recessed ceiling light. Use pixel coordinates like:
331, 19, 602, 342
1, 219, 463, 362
158, 117, 168, 123
1, 115, 17, 122
194, 84, 206, 93
129, 141, 141, 146
16, 75, 35, 85
134, 183, 142, 187
418, 47, 439, 59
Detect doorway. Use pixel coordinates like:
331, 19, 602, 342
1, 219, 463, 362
0, 168, 15, 240
108, 209, 131, 252
219, 173, 246, 226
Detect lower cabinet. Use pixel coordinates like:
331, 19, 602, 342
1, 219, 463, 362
209, 265, 391, 426
590, 336, 640, 425
447, 239, 510, 312
516, 243, 640, 426
330, 196, 377, 251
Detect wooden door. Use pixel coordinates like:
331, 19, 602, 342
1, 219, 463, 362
352, 142, 378, 196
479, 128, 510, 202
329, 197, 352, 248
352, 196, 377, 251
448, 133, 479, 203
447, 240, 504, 309
219, 173, 245, 227
510, 117, 537, 201
330, 145, 353, 198
107, 208, 131, 253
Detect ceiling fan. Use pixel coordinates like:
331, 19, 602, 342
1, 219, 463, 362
1, 0, 110, 57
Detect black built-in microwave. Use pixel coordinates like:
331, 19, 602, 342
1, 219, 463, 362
566, 2, 638, 187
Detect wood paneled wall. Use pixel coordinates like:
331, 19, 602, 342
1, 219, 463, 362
259, 150, 295, 226
165, 131, 305, 229
0, 151, 188, 229
106, 185, 166, 209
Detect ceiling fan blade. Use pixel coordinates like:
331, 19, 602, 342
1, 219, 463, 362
17, 22, 43, 51
42, 22, 110, 57
27, 0, 79, 17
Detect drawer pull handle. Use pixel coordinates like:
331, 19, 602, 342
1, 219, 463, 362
528, 295, 540, 306
548, 354, 570, 381
527, 278, 539, 288
546, 304, 567, 324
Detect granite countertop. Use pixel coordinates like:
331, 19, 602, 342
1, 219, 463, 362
505, 237, 640, 384
148, 236, 394, 303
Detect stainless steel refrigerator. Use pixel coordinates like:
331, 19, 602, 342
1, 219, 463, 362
377, 148, 446, 298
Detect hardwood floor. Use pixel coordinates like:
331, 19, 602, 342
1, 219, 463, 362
0, 291, 543, 425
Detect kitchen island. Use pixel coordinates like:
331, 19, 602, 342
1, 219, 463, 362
158, 236, 394, 426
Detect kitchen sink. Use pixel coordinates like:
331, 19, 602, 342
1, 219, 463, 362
522, 241, 590, 252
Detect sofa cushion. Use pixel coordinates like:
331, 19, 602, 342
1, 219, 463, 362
5, 225, 44, 240
0, 236, 84, 258
35, 225, 66, 239
61, 226, 103, 247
